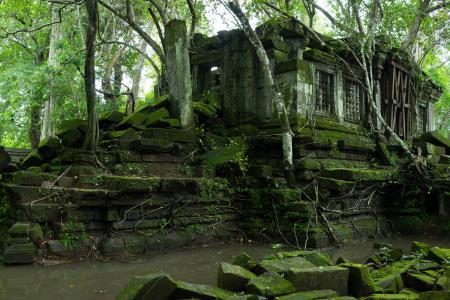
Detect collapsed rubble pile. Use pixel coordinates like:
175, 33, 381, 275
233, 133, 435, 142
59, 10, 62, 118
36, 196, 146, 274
117, 241, 450, 300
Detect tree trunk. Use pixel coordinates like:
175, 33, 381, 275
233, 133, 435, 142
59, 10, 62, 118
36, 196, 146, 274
29, 105, 41, 149
113, 59, 123, 108
131, 27, 150, 102
227, 0, 294, 172
83, 0, 99, 152
41, 5, 62, 140
401, 0, 431, 51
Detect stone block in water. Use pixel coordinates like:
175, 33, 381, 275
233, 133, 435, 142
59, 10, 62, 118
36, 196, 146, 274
285, 266, 349, 295
427, 247, 450, 264
246, 272, 296, 297
3, 242, 35, 264
217, 262, 257, 292
275, 290, 338, 300
116, 273, 177, 300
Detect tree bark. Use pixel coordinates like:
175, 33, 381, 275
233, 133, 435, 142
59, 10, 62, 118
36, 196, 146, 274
41, 5, 62, 140
227, 0, 294, 171
83, 0, 99, 152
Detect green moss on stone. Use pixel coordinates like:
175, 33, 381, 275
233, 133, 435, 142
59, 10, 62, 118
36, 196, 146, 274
246, 272, 295, 297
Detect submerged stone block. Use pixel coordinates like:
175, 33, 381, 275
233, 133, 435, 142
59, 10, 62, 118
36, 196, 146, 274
286, 266, 349, 295
246, 272, 296, 297
217, 262, 257, 292
116, 273, 177, 300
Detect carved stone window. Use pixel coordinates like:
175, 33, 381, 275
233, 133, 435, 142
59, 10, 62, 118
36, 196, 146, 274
344, 79, 361, 122
417, 106, 427, 134
315, 69, 334, 114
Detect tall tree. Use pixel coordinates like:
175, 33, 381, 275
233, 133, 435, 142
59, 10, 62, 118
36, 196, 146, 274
41, 4, 62, 140
83, 0, 99, 152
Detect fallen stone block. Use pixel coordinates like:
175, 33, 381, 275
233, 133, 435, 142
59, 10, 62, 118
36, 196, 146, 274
436, 267, 450, 290
172, 281, 234, 299
20, 150, 43, 169
340, 263, 376, 297
275, 250, 333, 266
362, 294, 419, 299
427, 247, 450, 264
419, 291, 450, 300
254, 257, 315, 274
116, 272, 177, 300
7, 222, 31, 237
411, 241, 430, 256
374, 273, 404, 293
286, 266, 349, 295
246, 272, 296, 298
38, 136, 62, 161
406, 272, 436, 291
233, 252, 257, 271
218, 262, 257, 292
275, 289, 338, 300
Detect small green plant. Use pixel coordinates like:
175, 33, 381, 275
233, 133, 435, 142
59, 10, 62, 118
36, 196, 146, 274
59, 219, 88, 250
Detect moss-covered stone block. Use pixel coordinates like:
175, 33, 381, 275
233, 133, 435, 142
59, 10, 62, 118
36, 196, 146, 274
406, 271, 435, 291
295, 158, 321, 170
363, 294, 418, 299
233, 252, 257, 271
194, 101, 217, 117
38, 136, 62, 160
2, 242, 35, 264
218, 262, 257, 292
99, 111, 126, 128
376, 142, 395, 165
246, 272, 295, 297
20, 150, 43, 169
124, 235, 146, 255
276, 290, 338, 300
427, 247, 450, 264
340, 263, 376, 297
317, 177, 355, 192
13, 171, 43, 186
419, 130, 450, 152
286, 266, 349, 295
411, 241, 430, 256
321, 168, 396, 182
435, 267, 450, 290
116, 111, 149, 129
116, 272, 177, 300
144, 107, 170, 126
7, 222, 31, 237
131, 138, 174, 153
109, 127, 140, 141
419, 291, 450, 300
254, 257, 315, 274
374, 273, 404, 293
173, 281, 233, 299
100, 237, 125, 256
142, 128, 196, 143
275, 250, 333, 266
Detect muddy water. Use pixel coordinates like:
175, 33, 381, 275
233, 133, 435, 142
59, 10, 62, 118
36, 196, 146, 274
1, 237, 450, 300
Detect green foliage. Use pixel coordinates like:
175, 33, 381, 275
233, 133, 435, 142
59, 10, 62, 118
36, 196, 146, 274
59, 218, 88, 250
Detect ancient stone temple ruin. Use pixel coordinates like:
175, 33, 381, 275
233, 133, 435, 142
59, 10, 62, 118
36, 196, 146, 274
0, 19, 448, 264
190, 22, 442, 139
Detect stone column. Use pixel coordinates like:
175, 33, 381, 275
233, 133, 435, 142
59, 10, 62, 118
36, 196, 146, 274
164, 20, 194, 128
